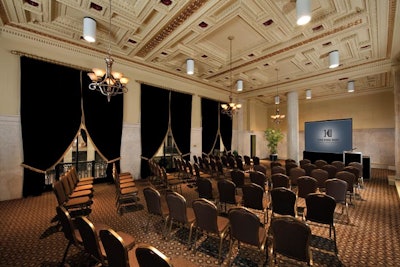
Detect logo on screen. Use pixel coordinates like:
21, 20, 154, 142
324, 129, 332, 137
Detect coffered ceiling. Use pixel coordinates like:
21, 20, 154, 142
1, 0, 399, 104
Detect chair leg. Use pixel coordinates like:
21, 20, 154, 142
60, 242, 72, 266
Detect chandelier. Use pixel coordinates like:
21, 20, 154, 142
87, 0, 128, 102
271, 68, 285, 124
221, 36, 241, 118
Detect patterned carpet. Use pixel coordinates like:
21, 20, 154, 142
0, 168, 399, 267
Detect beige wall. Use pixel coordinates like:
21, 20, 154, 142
0, 34, 396, 201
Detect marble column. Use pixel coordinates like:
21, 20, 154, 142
287, 91, 299, 162
394, 66, 400, 179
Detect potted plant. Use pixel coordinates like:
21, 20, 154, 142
264, 128, 284, 161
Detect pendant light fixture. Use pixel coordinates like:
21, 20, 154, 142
83, 17, 96, 43
296, 0, 311, 25
329, 50, 339, 69
186, 58, 194, 75
271, 68, 285, 124
221, 36, 242, 118
347, 80, 355, 92
87, 0, 128, 102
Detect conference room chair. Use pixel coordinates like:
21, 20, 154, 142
193, 155, 198, 165
69, 166, 94, 185
269, 215, 313, 266
243, 155, 252, 171
271, 165, 286, 175
348, 161, 364, 188
252, 156, 260, 166
114, 170, 139, 215
230, 169, 246, 189
315, 159, 328, 168
249, 170, 268, 191
235, 157, 245, 171
310, 168, 329, 191
165, 191, 196, 246
68, 168, 94, 190
161, 166, 183, 194
325, 178, 350, 223
302, 163, 317, 176
270, 161, 282, 168
227, 207, 269, 266
220, 155, 229, 167
135, 244, 198, 267
193, 162, 212, 180
196, 177, 215, 201
336, 170, 357, 204
296, 176, 318, 217
285, 161, 298, 178
136, 244, 173, 267
322, 164, 338, 179
271, 173, 290, 189
143, 187, 169, 237
215, 159, 229, 179
60, 174, 93, 199
305, 193, 338, 255
56, 205, 84, 266
253, 164, 267, 175
53, 180, 92, 217
331, 160, 345, 172
100, 229, 132, 267
192, 198, 230, 263
217, 179, 242, 214
75, 216, 135, 266
241, 183, 269, 224
289, 166, 306, 188
270, 187, 297, 218
227, 156, 237, 170
299, 159, 311, 168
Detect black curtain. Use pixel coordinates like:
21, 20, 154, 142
140, 85, 169, 179
20, 57, 82, 196
201, 98, 219, 155
82, 73, 124, 181
170, 91, 192, 162
20, 57, 124, 196
220, 107, 233, 152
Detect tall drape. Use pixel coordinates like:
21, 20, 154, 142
20, 57, 82, 196
220, 109, 232, 152
140, 85, 169, 179
170, 91, 192, 162
201, 98, 232, 155
82, 73, 124, 180
20, 57, 124, 196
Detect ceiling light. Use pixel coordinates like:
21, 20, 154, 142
87, 0, 128, 102
296, 0, 311, 26
83, 17, 96, 43
348, 80, 355, 92
306, 89, 312, 99
186, 58, 194, 75
271, 68, 285, 124
221, 36, 241, 119
237, 79, 243, 91
329, 50, 339, 69
274, 95, 280, 105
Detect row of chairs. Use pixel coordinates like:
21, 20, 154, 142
57, 204, 193, 267
53, 166, 94, 218
144, 186, 315, 265
112, 165, 139, 215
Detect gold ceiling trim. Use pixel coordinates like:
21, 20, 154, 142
136, 0, 209, 58
209, 18, 363, 79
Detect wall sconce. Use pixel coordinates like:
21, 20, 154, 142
306, 89, 312, 99
83, 17, 96, 43
329, 50, 339, 69
296, 0, 311, 25
347, 80, 355, 92
237, 79, 243, 91
186, 59, 194, 75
